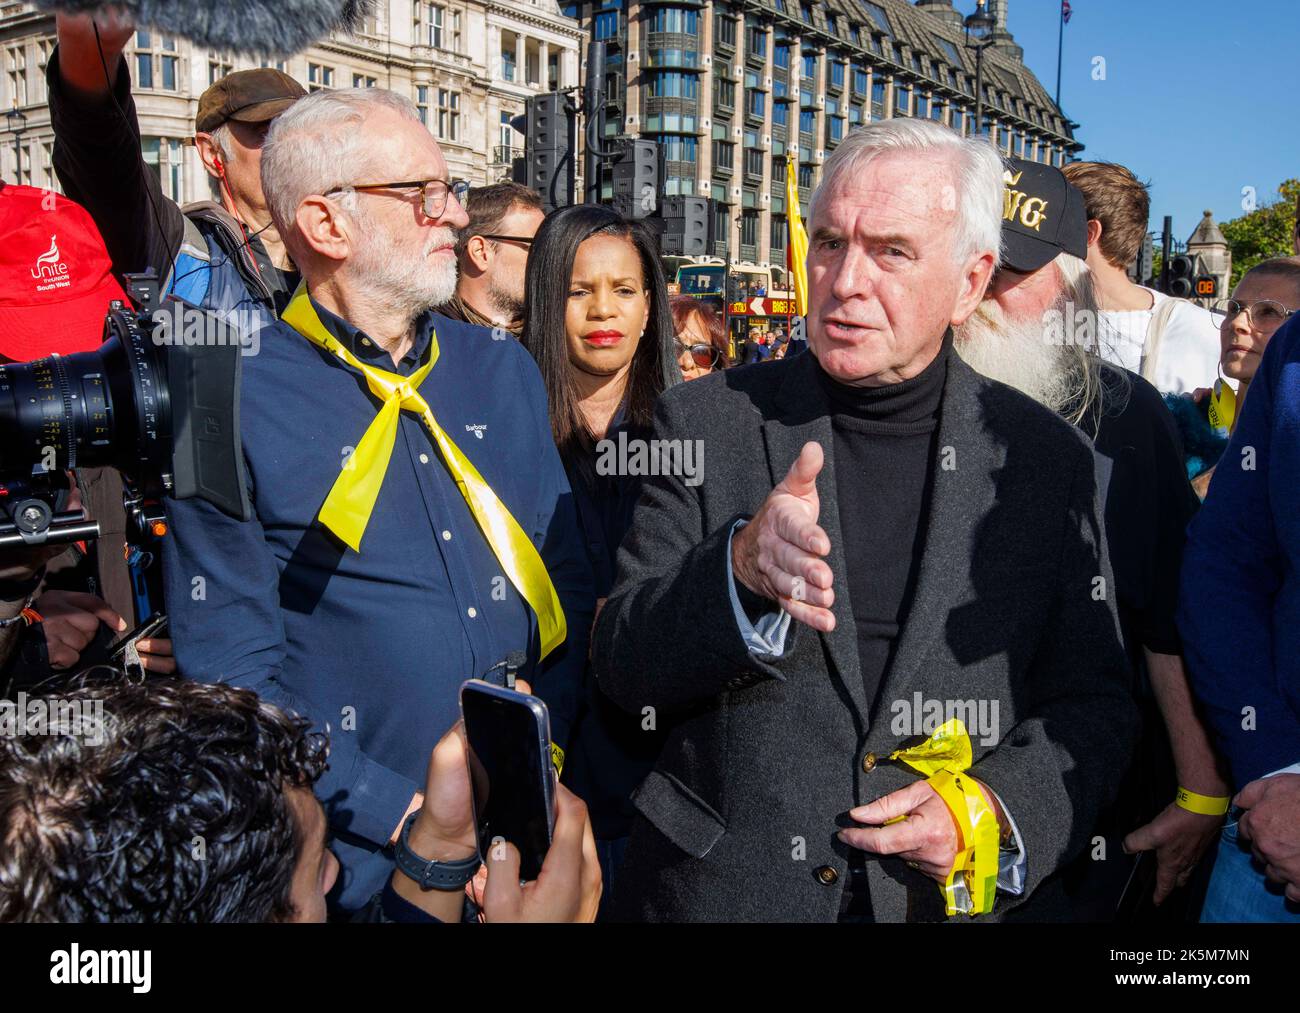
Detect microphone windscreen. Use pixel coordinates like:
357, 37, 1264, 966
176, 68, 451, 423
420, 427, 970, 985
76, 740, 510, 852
35, 0, 378, 57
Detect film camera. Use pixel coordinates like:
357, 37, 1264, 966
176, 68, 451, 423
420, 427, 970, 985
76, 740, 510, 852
0, 274, 250, 550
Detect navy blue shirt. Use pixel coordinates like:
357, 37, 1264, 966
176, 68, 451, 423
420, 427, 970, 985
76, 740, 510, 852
161, 298, 594, 910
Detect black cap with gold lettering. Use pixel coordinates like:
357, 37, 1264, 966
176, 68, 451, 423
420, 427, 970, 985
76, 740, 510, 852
1000, 157, 1088, 273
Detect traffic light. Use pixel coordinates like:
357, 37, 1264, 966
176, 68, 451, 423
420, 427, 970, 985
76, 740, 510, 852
1167, 253, 1196, 298
525, 92, 574, 214
1133, 234, 1154, 286
660, 197, 711, 256
1195, 276, 1218, 300
611, 139, 661, 220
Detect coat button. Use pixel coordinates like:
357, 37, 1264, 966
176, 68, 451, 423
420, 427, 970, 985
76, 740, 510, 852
862, 752, 877, 772
815, 865, 839, 885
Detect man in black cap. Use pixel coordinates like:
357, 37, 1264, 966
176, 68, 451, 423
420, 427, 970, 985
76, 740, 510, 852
955, 158, 1228, 921
48, 9, 306, 323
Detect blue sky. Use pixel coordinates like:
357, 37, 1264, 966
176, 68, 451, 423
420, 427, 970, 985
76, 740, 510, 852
1005, 0, 1300, 242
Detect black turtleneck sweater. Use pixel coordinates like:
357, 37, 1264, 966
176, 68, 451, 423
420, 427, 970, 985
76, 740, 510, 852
815, 334, 950, 712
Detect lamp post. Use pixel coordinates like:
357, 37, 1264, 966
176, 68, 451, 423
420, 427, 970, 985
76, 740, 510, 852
963, 1, 995, 139
6, 105, 28, 184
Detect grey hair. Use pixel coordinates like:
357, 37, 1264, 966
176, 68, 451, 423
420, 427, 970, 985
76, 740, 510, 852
1055, 251, 1127, 429
207, 123, 234, 164
260, 87, 424, 237
809, 118, 1005, 266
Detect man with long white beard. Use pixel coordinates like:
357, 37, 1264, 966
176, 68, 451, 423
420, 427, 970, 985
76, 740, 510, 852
159, 89, 595, 913
956, 159, 1227, 921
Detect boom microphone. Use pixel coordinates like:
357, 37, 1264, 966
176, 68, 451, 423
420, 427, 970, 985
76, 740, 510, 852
35, 0, 378, 56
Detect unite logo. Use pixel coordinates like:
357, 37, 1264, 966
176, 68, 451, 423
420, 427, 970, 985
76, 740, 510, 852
30, 235, 71, 285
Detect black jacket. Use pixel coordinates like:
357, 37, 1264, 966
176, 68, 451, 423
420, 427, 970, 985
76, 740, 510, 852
592, 349, 1139, 922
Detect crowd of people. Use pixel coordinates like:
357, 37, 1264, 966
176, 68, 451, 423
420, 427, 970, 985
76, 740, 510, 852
1, 11, 1298, 924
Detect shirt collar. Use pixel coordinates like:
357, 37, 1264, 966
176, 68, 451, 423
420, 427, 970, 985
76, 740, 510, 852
307, 295, 434, 376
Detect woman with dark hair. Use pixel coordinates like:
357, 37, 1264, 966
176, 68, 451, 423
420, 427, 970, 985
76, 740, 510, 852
521, 204, 679, 913
669, 295, 730, 380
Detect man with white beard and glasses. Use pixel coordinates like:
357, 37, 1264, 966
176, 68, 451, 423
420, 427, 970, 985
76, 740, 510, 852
160, 89, 595, 913
956, 159, 1228, 920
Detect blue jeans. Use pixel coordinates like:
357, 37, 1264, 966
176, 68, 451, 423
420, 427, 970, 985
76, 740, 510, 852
1201, 816, 1300, 922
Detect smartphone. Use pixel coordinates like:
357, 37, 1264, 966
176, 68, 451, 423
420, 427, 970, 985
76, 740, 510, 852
459, 679, 555, 881
108, 612, 169, 676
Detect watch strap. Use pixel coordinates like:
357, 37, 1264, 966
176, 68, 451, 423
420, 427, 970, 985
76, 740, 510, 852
393, 812, 481, 891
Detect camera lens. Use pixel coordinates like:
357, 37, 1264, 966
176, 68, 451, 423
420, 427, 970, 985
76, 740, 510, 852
0, 304, 171, 481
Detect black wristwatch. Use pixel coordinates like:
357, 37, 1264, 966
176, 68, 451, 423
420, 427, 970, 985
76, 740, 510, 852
393, 813, 481, 891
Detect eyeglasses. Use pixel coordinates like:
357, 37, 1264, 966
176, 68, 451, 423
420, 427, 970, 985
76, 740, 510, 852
478, 234, 534, 247
1209, 298, 1296, 331
675, 338, 721, 370
328, 178, 469, 219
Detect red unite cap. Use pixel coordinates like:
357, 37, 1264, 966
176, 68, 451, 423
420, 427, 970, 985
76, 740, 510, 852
0, 182, 128, 361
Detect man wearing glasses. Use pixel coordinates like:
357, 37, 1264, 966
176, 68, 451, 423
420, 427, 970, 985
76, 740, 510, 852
438, 182, 545, 337
159, 89, 595, 913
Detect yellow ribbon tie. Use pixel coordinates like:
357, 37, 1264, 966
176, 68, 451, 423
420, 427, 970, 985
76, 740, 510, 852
282, 283, 567, 659
887, 718, 1001, 917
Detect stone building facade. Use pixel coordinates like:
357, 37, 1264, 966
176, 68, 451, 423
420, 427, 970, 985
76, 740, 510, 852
0, 0, 582, 205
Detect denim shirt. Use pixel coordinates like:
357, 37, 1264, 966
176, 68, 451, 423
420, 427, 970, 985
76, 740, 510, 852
161, 297, 594, 910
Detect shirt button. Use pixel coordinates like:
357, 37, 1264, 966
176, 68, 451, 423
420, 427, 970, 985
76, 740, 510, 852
441, 530, 451, 541
420, 453, 430, 464
814, 865, 839, 885
467, 607, 478, 618
862, 752, 877, 773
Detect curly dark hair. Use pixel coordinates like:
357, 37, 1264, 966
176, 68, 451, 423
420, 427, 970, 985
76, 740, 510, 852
0, 677, 329, 922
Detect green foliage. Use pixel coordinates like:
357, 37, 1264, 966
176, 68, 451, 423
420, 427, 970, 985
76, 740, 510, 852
1221, 179, 1300, 290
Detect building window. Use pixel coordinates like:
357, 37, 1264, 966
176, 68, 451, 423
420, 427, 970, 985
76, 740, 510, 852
931, 99, 945, 123
915, 93, 928, 119
799, 109, 814, 134
798, 163, 814, 189
133, 33, 179, 91
595, 9, 620, 41
853, 67, 868, 95
740, 210, 759, 248
830, 62, 844, 88
259, 59, 288, 72
354, 74, 378, 89
649, 8, 698, 34
209, 54, 234, 87
714, 202, 731, 243
308, 63, 335, 91
894, 82, 910, 115
416, 85, 431, 125
771, 215, 787, 252
746, 89, 765, 119
772, 100, 788, 127
650, 71, 697, 98
774, 43, 790, 70
715, 13, 736, 48
802, 53, 816, 80
437, 89, 460, 141
827, 15, 838, 35
745, 17, 766, 60
799, 3, 813, 25
142, 137, 185, 201
744, 146, 763, 178
863, 2, 894, 39
828, 116, 844, 142
713, 139, 734, 171
6, 46, 27, 106
714, 75, 735, 109
502, 43, 516, 82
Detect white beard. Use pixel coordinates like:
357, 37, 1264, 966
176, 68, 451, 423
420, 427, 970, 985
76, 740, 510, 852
353, 224, 459, 321
954, 299, 1078, 416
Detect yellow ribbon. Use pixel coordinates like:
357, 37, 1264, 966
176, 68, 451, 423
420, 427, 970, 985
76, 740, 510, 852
1208, 378, 1236, 437
887, 718, 1001, 917
281, 284, 567, 659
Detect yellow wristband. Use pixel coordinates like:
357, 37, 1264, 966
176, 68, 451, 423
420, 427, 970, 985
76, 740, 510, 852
1175, 787, 1230, 816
